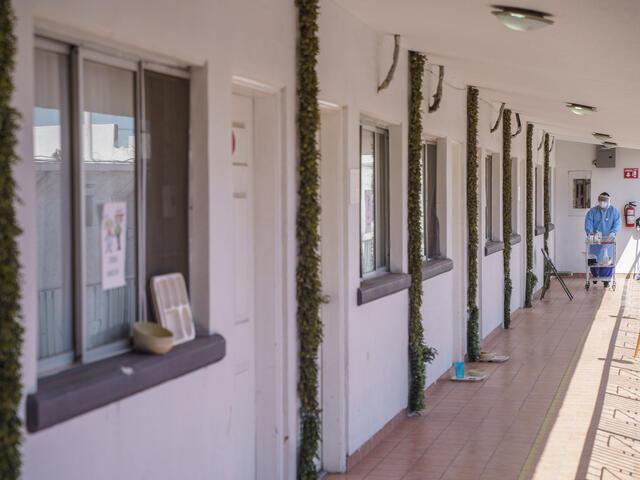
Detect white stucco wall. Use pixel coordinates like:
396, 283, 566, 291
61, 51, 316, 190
555, 140, 640, 275
17, 0, 298, 478
13, 0, 553, 475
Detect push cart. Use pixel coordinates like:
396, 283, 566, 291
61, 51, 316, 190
585, 233, 616, 291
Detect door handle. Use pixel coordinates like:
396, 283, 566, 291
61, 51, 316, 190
320, 294, 331, 304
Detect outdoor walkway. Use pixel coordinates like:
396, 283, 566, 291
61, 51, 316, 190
326, 277, 640, 480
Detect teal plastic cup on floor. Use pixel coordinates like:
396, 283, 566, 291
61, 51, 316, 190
454, 362, 465, 379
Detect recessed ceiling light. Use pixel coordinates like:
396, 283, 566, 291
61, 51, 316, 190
491, 6, 554, 31
566, 103, 597, 116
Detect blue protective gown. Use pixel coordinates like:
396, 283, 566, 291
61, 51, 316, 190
584, 205, 621, 279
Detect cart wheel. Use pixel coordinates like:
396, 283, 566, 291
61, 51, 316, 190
612, 283, 616, 292
585, 282, 590, 292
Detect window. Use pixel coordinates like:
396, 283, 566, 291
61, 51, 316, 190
511, 158, 518, 234
485, 155, 493, 241
360, 124, 389, 277
570, 171, 591, 210
421, 142, 440, 259
34, 38, 190, 373
535, 166, 541, 227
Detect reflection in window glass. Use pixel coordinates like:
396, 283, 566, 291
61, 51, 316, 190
511, 158, 518, 234
485, 155, 493, 241
425, 143, 439, 259
360, 128, 375, 275
34, 48, 73, 362
83, 60, 136, 350
360, 126, 389, 277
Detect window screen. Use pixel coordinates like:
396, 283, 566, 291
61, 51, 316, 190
144, 70, 190, 319
485, 155, 493, 241
424, 143, 440, 259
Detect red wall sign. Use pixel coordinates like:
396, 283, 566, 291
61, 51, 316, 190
624, 168, 638, 179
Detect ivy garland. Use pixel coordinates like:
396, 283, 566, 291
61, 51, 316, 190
502, 110, 512, 328
543, 133, 551, 290
466, 87, 480, 362
295, 0, 322, 478
524, 124, 537, 307
407, 51, 436, 413
0, 0, 23, 478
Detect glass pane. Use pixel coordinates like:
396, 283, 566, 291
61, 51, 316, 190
420, 145, 426, 259
375, 131, 388, 270
535, 167, 540, 224
511, 159, 517, 232
83, 60, 137, 350
486, 156, 492, 240
426, 143, 439, 258
34, 48, 73, 362
360, 128, 375, 276
144, 70, 189, 319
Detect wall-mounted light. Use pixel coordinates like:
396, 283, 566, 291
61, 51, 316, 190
566, 103, 597, 116
592, 132, 611, 141
492, 6, 554, 31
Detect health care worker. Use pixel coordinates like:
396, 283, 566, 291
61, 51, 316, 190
584, 192, 621, 287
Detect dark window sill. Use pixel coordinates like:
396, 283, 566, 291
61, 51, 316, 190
27, 334, 226, 433
510, 234, 522, 246
485, 240, 504, 256
535, 224, 554, 236
421, 257, 453, 281
358, 273, 410, 305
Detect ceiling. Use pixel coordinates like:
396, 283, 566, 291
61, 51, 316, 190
334, 0, 640, 148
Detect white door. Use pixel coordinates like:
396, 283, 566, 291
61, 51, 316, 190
318, 107, 348, 472
231, 94, 256, 479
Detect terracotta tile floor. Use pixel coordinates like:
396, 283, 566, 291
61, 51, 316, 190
325, 277, 640, 480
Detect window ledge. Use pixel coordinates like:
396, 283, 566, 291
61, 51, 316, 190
358, 273, 410, 305
421, 258, 453, 281
27, 334, 226, 433
485, 240, 504, 256
510, 234, 522, 246
535, 224, 554, 236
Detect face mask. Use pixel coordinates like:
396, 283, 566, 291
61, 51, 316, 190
599, 201, 609, 209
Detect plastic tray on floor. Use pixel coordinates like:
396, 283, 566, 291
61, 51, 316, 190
450, 374, 487, 382
478, 352, 510, 363
150, 273, 196, 346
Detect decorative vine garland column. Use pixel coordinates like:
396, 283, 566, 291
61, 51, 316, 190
407, 51, 436, 412
466, 87, 480, 362
543, 133, 551, 289
502, 110, 512, 328
295, 0, 322, 477
524, 124, 536, 307
0, 1, 23, 478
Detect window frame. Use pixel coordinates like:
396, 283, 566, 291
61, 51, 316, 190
535, 165, 542, 227
35, 36, 190, 374
422, 140, 439, 260
511, 157, 518, 235
359, 123, 390, 279
569, 170, 592, 213
485, 154, 493, 241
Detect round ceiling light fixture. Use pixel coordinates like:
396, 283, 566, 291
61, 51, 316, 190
491, 6, 554, 31
566, 103, 597, 116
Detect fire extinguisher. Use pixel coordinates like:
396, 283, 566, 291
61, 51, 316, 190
624, 201, 636, 227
